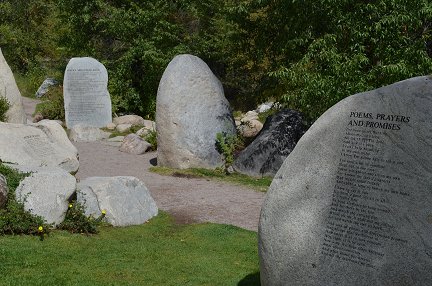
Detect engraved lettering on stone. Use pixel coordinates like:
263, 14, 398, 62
23, 135, 58, 160
321, 111, 410, 269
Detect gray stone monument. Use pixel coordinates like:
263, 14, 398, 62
259, 76, 432, 285
63, 57, 112, 128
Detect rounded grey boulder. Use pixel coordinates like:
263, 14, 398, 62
156, 54, 236, 169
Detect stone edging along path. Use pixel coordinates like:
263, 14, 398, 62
21, 96, 265, 231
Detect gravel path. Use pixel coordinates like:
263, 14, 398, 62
21, 96, 266, 231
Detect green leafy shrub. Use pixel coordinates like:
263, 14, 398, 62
58, 201, 106, 234
34, 85, 65, 120
0, 96, 10, 122
216, 132, 244, 169
0, 164, 51, 236
144, 130, 157, 151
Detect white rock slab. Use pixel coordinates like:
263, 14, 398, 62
77, 176, 158, 226
0, 48, 26, 124
63, 57, 112, 128
0, 121, 79, 173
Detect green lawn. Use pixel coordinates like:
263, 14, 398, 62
0, 212, 260, 286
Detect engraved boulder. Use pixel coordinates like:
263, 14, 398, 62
259, 76, 432, 285
0, 120, 79, 173
63, 57, 112, 129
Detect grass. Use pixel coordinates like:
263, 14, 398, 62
0, 212, 260, 286
102, 125, 145, 138
150, 166, 272, 192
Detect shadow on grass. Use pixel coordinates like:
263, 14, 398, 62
238, 272, 260, 286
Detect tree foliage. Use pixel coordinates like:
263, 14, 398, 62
55, 0, 235, 118
1, 0, 431, 121
0, 0, 61, 72
230, 0, 432, 120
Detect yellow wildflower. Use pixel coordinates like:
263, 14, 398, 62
102, 210, 106, 215
38, 226, 43, 232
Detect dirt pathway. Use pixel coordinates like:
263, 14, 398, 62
22, 96, 266, 231
21, 96, 40, 122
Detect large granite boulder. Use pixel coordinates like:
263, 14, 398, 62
0, 121, 79, 173
15, 167, 76, 225
234, 109, 305, 177
259, 76, 432, 285
0, 48, 26, 124
77, 176, 158, 226
156, 54, 236, 169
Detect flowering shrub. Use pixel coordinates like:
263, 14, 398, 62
58, 201, 106, 234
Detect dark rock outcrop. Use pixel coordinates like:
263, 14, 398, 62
233, 109, 306, 177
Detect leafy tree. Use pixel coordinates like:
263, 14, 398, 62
230, 0, 432, 120
56, 0, 239, 118
0, 0, 61, 72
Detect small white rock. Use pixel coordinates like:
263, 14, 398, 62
116, 123, 132, 133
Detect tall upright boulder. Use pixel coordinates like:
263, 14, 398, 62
0, 48, 26, 124
156, 54, 236, 169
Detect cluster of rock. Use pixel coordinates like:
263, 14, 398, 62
234, 102, 275, 138
61, 57, 156, 156
0, 119, 158, 226
155, 54, 305, 178
0, 53, 158, 227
